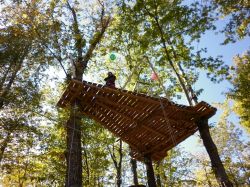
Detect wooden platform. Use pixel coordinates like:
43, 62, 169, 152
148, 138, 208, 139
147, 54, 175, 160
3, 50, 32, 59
57, 80, 216, 161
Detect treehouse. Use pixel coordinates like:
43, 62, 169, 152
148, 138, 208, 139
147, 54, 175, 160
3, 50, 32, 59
57, 79, 216, 161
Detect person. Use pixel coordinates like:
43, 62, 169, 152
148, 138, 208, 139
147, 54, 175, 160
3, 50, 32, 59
104, 72, 116, 88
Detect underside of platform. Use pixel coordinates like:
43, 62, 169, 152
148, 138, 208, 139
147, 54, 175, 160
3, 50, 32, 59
57, 80, 216, 161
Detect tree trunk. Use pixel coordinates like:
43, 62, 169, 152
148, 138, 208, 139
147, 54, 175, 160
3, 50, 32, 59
197, 119, 233, 187
0, 61, 23, 108
108, 140, 123, 187
0, 131, 11, 163
117, 167, 122, 187
116, 140, 123, 187
64, 1, 110, 186
65, 105, 82, 187
144, 155, 157, 187
0, 63, 12, 92
149, 6, 232, 185
130, 156, 139, 186
83, 146, 90, 185
152, 16, 192, 106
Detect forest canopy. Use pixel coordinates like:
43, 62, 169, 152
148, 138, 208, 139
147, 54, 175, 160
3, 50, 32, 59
0, 0, 249, 186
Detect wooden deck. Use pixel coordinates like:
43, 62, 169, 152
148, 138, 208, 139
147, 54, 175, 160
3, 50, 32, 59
57, 80, 216, 161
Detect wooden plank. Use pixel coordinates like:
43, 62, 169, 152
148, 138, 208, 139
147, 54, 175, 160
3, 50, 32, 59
144, 130, 197, 155
81, 80, 163, 106
97, 103, 137, 132
78, 103, 141, 151
96, 97, 144, 115
96, 102, 136, 124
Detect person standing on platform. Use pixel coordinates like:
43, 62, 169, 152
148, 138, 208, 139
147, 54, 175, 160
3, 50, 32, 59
104, 72, 116, 88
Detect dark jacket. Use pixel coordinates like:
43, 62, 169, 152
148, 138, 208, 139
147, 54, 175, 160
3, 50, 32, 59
104, 74, 116, 88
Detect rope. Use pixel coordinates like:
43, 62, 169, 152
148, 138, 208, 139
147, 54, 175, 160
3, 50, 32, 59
145, 56, 177, 147
145, 57, 171, 100
159, 99, 177, 146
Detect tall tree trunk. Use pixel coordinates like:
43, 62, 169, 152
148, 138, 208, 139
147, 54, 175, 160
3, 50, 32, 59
108, 140, 123, 187
64, 4, 84, 185
144, 3, 233, 186
0, 61, 23, 108
129, 147, 139, 186
197, 119, 233, 187
117, 140, 123, 187
0, 63, 13, 92
144, 155, 157, 187
0, 131, 11, 163
130, 157, 139, 186
64, 2, 110, 186
65, 105, 83, 187
148, 10, 192, 106
83, 146, 90, 185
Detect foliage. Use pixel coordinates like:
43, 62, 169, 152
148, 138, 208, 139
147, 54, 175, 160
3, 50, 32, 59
95, 0, 230, 105
213, 0, 250, 44
81, 118, 114, 186
195, 101, 250, 186
0, 0, 249, 186
228, 51, 250, 132
156, 147, 196, 186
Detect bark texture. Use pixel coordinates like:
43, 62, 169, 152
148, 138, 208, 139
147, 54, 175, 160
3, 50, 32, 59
197, 119, 233, 187
65, 106, 82, 187
108, 140, 123, 187
130, 157, 139, 186
144, 155, 157, 187
64, 1, 110, 186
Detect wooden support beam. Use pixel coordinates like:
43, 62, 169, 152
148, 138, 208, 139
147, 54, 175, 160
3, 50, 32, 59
96, 95, 159, 116
96, 98, 174, 137
140, 126, 167, 138
120, 107, 161, 137
124, 112, 190, 139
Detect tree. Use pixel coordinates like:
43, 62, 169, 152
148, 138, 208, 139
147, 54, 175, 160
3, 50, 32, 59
155, 147, 196, 187
228, 51, 250, 133
212, 0, 250, 44
195, 101, 250, 186
1, 0, 248, 186
64, 2, 110, 186
103, 0, 232, 186
107, 139, 123, 187
80, 118, 113, 186
0, 0, 54, 165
